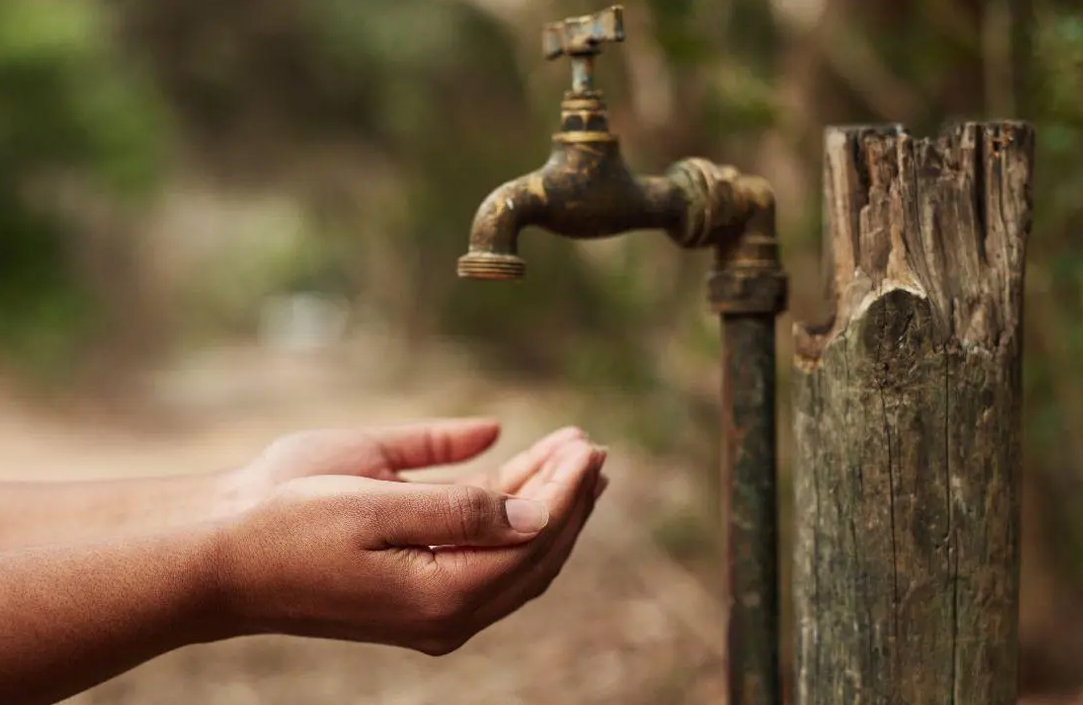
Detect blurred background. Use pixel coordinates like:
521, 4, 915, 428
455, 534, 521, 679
0, 0, 1080, 702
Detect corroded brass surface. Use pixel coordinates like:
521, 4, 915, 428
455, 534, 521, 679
456, 88, 786, 295
544, 8, 624, 100
542, 6, 625, 60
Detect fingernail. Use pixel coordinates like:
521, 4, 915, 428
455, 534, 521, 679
505, 498, 549, 533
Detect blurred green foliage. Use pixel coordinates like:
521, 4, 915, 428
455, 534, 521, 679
0, 0, 165, 381
1023, 1, 1083, 581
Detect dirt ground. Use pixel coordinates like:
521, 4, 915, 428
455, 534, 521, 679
0, 336, 731, 705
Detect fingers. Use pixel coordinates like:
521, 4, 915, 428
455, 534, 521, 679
428, 425, 584, 492
373, 418, 501, 471
367, 482, 550, 549
525, 449, 607, 589
529, 442, 600, 526
515, 440, 603, 500
516, 445, 605, 577
457, 446, 608, 630
436, 439, 600, 585
480, 426, 586, 494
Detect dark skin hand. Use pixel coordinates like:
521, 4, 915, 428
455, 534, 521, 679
0, 420, 608, 705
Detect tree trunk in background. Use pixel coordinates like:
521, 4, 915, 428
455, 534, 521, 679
792, 122, 1033, 704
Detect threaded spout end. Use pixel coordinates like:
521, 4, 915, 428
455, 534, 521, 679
457, 252, 526, 280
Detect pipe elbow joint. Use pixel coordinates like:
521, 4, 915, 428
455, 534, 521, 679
708, 174, 787, 315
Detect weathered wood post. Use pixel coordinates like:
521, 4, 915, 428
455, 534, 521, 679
792, 122, 1034, 704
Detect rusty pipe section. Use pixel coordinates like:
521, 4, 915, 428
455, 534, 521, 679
711, 178, 786, 705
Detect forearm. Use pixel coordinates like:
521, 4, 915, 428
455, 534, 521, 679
0, 472, 238, 550
0, 526, 231, 705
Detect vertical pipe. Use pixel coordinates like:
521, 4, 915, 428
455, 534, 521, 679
720, 314, 781, 705
710, 176, 787, 705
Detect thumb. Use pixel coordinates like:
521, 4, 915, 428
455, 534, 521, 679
372, 483, 550, 548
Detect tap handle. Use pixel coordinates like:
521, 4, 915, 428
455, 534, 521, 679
543, 5, 625, 60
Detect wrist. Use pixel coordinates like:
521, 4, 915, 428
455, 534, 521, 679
196, 468, 283, 640
187, 518, 251, 644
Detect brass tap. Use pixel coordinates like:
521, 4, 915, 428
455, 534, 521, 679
456, 5, 785, 316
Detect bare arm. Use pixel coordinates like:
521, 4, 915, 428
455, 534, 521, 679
0, 473, 231, 550
0, 526, 224, 705
0, 418, 526, 551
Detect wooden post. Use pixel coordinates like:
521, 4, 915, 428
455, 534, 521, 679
792, 122, 1034, 704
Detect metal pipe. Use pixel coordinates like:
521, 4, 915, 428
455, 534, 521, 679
711, 179, 786, 705
720, 315, 781, 705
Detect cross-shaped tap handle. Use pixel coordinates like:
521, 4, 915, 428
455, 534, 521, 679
543, 5, 625, 61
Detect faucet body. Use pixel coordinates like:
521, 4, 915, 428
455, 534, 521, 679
456, 8, 788, 704
458, 88, 771, 281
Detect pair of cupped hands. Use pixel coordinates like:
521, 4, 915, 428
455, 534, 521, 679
207, 419, 607, 656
